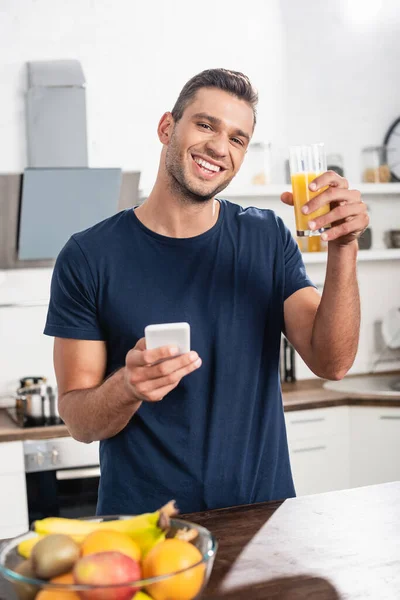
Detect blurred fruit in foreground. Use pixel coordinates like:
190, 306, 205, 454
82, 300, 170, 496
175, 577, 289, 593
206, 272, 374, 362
11, 559, 38, 600
73, 551, 141, 600
34, 500, 178, 557
80, 529, 141, 562
142, 538, 205, 600
31, 534, 80, 579
18, 533, 84, 560
133, 592, 153, 600
36, 572, 80, 599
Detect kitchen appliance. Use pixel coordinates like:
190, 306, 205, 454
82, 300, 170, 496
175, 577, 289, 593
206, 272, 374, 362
6, 377, 62, 428
23, 437, 100, 521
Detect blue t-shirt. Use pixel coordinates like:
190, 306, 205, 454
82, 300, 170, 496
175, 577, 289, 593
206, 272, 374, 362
44, 199, 314, 514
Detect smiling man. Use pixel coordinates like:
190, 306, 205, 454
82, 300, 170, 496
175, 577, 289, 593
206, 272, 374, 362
44, 69, 368, 515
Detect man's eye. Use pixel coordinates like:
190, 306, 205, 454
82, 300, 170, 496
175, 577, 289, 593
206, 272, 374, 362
232, 137, 244, 146
198, 123, 212, 130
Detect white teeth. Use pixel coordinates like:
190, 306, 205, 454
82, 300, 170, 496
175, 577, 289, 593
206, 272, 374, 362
193, 157, 221, 173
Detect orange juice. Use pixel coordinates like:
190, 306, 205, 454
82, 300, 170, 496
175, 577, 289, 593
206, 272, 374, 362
291, 172, 330, 235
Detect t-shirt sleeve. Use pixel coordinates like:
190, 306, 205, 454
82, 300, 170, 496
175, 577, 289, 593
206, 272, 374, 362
277, 216, 316, 301
44, 236, 105, 340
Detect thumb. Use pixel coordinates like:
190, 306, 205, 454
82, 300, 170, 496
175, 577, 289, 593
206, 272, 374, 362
281, 191, 294, 206
134, 337, 147, 351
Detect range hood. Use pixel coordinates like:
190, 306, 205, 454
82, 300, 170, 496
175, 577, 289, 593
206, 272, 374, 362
0, 59, 140, 269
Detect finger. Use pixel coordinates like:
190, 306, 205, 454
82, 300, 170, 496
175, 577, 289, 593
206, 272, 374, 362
307, 200, 367, 232
309, 170, 349, 192
127, 343, 180, 368
144, 350, 200, 380
281, 191, 294, 206
302, 188, 361, 216
134, 356, 202, 398
321, 213, 369, 242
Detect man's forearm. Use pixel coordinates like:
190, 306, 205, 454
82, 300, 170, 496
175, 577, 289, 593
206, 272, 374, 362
311, 241, 360, 379
58, 368, 142, 443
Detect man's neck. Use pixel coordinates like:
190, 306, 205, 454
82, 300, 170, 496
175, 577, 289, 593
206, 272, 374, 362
134, 176, 220, 239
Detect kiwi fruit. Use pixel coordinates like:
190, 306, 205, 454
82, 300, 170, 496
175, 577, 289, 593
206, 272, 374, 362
30, 534, 80, 580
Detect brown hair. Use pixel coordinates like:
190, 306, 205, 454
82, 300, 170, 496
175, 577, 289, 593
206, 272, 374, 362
171, 68, 258, 126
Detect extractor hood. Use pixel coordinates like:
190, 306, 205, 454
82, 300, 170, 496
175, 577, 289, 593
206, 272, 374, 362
0, 59, 140, 269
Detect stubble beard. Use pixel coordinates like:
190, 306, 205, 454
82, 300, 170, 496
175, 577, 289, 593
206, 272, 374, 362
165, 132, 234, 205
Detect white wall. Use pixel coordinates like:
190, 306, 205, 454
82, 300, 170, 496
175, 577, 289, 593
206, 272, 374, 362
282, 0, 400, 182
0, 0, 399, 396
0, 0, 287, 189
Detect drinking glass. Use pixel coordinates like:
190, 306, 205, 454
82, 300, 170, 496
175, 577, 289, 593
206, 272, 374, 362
289, 143, 330, 237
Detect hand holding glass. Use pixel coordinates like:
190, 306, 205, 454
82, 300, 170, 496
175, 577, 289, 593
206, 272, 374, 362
289, 143, 330, 237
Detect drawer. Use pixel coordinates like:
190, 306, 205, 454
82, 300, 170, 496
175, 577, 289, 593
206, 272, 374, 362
0, 441, 25, 474
289, 435, 350, 496
0, 473, 28, 528
285, 406, 349, 443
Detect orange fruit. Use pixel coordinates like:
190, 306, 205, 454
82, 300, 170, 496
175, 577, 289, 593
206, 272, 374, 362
142, 538, 205, 600
36, 572, 80, 599
80, 529, 141, 562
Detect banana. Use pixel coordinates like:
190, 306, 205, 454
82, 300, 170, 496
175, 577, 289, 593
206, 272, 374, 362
133, 592, 153, 600
33, 500, 178, 556
132, 592, 153, 600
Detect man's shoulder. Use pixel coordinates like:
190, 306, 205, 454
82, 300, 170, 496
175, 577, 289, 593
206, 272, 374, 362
67, 209, 134, 258
220, 198, 282, 231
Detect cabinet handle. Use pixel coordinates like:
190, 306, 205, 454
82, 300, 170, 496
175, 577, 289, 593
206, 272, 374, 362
290, 417, 326, 425
380, 416, 400, 420
292, 445, 326, 453
0, 301, 48, 309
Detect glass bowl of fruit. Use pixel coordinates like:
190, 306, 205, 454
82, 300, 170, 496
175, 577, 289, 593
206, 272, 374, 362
0, 501, 217, 599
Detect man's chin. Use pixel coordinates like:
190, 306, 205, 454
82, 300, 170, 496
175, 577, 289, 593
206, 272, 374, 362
184, 178, 232, 203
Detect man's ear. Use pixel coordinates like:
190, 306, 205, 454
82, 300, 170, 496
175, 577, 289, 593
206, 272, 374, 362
158, 112, 174, 145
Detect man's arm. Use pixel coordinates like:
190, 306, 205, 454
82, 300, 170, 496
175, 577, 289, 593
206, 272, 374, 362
55, 337, 202, 443
281, 171, 368, 381
284, 242, 359, 380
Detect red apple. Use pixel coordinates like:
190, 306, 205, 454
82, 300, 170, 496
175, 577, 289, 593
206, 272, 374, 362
73, 551, 141, 600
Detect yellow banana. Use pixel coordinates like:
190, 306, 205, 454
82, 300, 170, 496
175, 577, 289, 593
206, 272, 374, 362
133, 592, 153, 600
33, 501, 177, 556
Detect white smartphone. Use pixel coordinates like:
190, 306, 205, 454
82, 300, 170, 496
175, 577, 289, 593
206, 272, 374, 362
144, 322, 191, 355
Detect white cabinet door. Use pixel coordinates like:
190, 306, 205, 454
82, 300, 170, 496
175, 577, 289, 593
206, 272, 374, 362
289, 436, 350, 496
350, 406, 400, 488
0, 441, 29, 537
0, 440, 25, 474
0, 473, 28, 537
285, 406, 350, 496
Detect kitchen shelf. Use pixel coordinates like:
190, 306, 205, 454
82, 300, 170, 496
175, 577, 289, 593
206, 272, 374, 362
139, 183, 400, 202
220, 183, 400, 199
303, 248, 400, 264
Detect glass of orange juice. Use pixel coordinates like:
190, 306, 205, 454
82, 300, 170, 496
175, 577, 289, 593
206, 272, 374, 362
289, 143, 330, 237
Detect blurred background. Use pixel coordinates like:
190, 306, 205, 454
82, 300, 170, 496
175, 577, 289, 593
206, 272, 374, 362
0, 0, 399, 389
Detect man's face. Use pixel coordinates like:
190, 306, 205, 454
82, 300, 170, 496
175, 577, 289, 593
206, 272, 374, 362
164, 88, 254, 202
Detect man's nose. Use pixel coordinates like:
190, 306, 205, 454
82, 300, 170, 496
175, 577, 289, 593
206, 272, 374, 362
206, 133, 229, 158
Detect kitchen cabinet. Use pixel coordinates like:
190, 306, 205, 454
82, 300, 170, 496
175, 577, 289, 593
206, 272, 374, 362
350, 405, 400, 488
0, 441, 28, 538
285, 406, 350, 496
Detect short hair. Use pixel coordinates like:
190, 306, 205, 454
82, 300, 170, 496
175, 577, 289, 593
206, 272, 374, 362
171, 68, 258, 126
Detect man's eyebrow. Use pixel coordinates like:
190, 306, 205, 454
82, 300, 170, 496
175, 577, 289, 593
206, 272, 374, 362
191, 112, 250, 142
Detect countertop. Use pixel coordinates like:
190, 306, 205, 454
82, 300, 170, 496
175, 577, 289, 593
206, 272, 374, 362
1, 482, 399, 599
184, 481, 400, 599
0, 372, 399, 442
